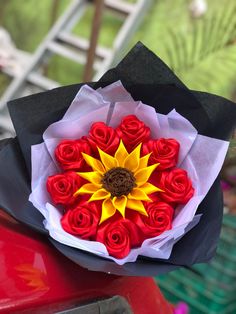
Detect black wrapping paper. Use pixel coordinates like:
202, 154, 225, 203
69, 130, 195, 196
0, 42, 236, 276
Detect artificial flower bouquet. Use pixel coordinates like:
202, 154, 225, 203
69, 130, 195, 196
0, 43, 236, 275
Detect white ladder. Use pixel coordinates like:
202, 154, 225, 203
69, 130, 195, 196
0, 0, 152, 138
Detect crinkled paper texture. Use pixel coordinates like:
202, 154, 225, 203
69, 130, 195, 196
29, 81, 229, 265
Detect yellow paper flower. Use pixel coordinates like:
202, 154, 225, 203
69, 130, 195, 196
74, 141, 162, 223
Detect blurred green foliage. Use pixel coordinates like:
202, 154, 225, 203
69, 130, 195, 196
0, 73, 10, 96
1, 0, 66, 52
131, 0, 236, 99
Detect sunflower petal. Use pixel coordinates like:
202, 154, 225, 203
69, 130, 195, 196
126, 199, 148, 216
88, 188, 110, 202
74, 183, 99, 196
135, 163, 159, 186
124, 143, 142, 172
112, 196, 127, 217
128, 188, 151, 201
114, 140, 129, 167
100, 198, 116, 224
140, 182, 164, 194
77, 171, 102, 185
138, 153, 151, 169
81, 153, 105, 174
98, 148, 118, 170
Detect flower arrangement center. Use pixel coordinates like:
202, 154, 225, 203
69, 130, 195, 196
102, 167, 136, 197
74, 140, 162, 223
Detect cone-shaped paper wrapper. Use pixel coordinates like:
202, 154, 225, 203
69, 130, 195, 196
0, 43, 235, 275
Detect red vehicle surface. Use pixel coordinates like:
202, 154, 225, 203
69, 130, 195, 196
0, 209, 174, 314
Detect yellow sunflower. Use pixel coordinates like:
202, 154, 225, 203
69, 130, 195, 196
74, 140, 162, 223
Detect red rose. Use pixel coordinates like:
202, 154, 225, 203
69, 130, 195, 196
61, 201, 100, 240
158, 169, 194, 204
55, 138, 91, 171
142, 138, 180, 170
88, 122, 120, 155
96, 217, 140, 259
132, 202, 174, 238
116, 115, 150, 151
47, 171, 82, 206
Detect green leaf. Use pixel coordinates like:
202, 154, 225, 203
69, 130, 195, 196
161, 2, 236, 98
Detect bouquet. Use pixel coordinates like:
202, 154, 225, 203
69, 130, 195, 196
0, 43, 236, 275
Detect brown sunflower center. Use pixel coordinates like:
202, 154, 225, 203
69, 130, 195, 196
101, 167, 136, 197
